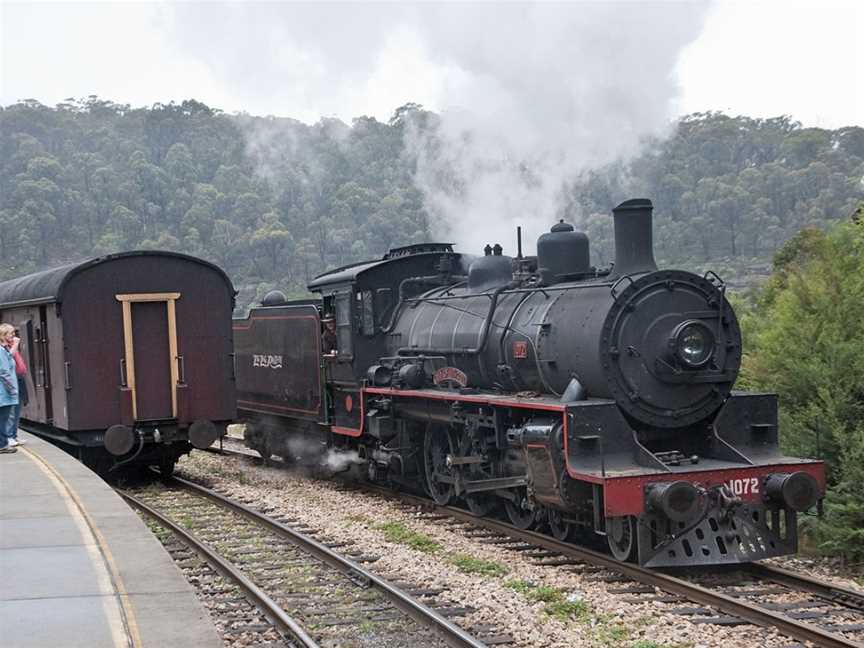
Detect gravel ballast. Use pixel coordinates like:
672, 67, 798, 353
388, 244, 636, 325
169, 450, 857, 648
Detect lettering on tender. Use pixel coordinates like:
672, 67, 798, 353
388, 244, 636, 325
252, 354, 283, 369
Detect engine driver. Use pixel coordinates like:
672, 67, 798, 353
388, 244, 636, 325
322, 315, 337, 356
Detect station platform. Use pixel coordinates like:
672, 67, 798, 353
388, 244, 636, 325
0, 431, 222, 648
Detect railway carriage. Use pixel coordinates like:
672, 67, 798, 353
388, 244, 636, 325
234, 199, 825, 567
0, 251, 236, 473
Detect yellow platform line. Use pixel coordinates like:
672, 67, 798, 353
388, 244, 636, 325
22, 445, 142, 648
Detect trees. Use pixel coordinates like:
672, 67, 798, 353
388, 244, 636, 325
565, 113, 863, 274
0, 99, 435, 312
0, 101, 860, 315
740, 207, 864, 561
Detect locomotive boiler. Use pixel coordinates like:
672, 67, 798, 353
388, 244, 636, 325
234, 199, 825, 568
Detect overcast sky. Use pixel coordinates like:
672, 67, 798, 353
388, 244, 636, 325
0, 0, 861, 129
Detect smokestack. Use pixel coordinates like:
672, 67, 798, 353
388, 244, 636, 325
611, 198, 657, 278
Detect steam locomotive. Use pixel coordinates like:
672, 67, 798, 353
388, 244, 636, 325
234, 199, 825, 567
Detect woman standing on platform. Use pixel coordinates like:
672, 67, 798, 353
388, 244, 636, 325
0, 323, 19, 454
6, 327, 27, 447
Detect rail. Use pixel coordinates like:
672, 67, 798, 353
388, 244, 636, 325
171, 475, 488, 648
124, 475, 489, 648
745, 562, 864, 612
367, 485, 864, 648
119, 489, 319, 647
205, 442, 864, 647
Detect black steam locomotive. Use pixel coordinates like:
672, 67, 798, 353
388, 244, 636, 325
234, 199, 824, 567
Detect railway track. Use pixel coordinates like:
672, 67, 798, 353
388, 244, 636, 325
372, 488, 864, 648
120, 475, 504, 648
205, 442, 864, 647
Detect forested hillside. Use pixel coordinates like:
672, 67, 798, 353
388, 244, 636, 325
737, 208, 864, 560
572, 114, 864, 286
1, 98, 862, 311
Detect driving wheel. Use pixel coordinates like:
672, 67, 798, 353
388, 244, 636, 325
423, 426, 454, 505
548, 509, 575, 542
505, 490, 538, 529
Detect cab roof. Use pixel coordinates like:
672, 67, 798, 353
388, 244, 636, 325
307, 243, 454, 291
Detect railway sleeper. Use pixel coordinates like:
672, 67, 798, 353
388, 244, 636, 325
690, 616, 750, 626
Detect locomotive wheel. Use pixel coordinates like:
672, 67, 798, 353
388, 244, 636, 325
460, 431, 498, 517
607, 515, 637, 562
505, 491, 538, 529
548, 509, 574, 542
159, 456, 177, 481
423, 426, 454, 505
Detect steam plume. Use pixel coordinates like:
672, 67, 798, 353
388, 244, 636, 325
169, 2, 711, 252
400, 3, 711, 253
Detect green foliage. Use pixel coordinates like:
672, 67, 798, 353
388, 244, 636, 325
569, 113, 863, 282
373, 521, 441, 553
447, 553, 508, 576
525, 585, 562, 603
504, 578, 534, 594
0, 98, 431, 313
543, 598, 591, 622
742, 208, 864, 561
815, 427, 864, 558
1, 102, 860, 313
504, 580, 592, 622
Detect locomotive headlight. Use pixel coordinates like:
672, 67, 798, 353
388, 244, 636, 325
671, 320, 715, 368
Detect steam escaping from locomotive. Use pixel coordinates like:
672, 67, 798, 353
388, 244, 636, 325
399, 4, 712, 254
324, 449, 363, 473
176, 3, 712, 255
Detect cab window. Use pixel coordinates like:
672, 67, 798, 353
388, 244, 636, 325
334, 292, 353, 358
361, 290, 375, 336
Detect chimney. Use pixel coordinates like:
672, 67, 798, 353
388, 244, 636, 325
611, 198, 657, 278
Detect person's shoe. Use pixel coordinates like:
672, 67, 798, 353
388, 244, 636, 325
0, 446, 17, 454
13, 438, 24, 445
8, 439, 18, 447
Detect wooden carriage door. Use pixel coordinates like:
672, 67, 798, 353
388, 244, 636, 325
117, 293, 180, 421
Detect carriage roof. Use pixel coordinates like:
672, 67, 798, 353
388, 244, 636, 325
0, 250, 232, 308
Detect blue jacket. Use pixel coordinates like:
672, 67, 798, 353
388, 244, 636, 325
0, 347, 19, 407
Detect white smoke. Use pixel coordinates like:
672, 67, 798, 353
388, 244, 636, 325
283, 435, 363, 472
324, 449, 363, 473
167, 3, 711, 252
285, 435, 325, 463
399, 3, 711, 254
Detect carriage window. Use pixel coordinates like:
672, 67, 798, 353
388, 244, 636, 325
361, 290, 375, 336
334, 293, 353, 357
